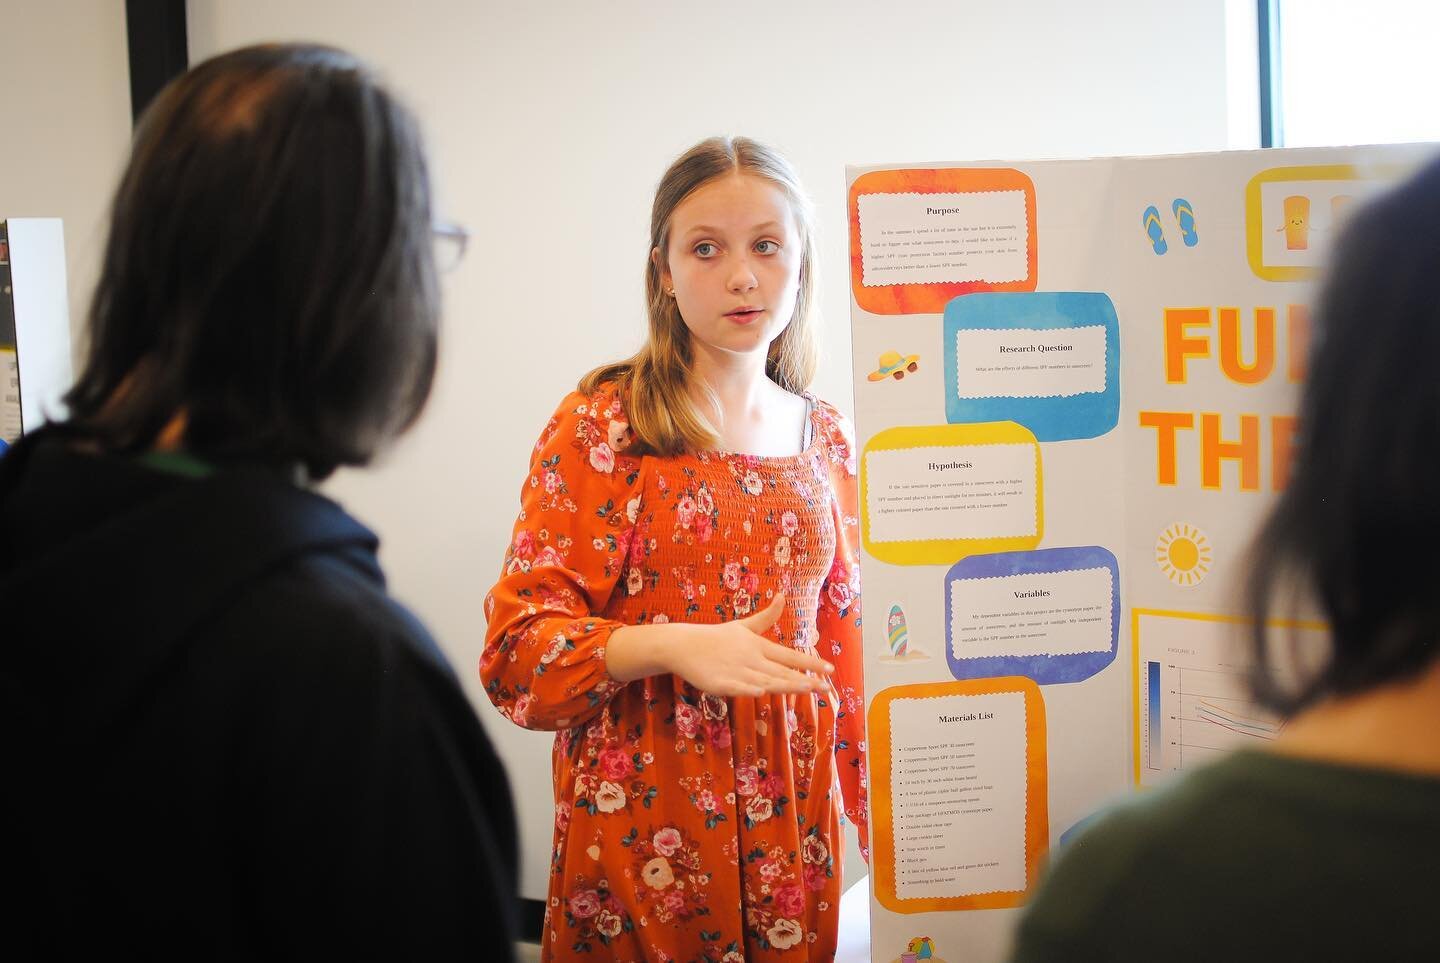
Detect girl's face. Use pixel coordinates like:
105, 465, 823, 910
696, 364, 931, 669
658, 172, 802, 364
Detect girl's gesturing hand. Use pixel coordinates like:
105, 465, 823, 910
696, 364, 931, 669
667, 594, 833, 698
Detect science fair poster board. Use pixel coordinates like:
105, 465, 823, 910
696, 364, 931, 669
0, 218, 71, 451
846, 144, 1432, 963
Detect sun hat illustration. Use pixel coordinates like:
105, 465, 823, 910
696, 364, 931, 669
869, 350, 920, 381
1172, 198, 1199, 247
1278, 195, 1310, 250
1142, 204, 1167, 255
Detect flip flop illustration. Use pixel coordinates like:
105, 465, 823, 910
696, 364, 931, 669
1172, 198, 1199, 246
1143, 205, 1167, 255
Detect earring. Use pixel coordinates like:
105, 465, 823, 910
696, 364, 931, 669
666, 288, 675, 296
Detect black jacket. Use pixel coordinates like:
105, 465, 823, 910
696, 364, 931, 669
0, 430, 518, 960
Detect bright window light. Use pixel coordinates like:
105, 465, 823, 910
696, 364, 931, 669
1278, 0, 1440, 147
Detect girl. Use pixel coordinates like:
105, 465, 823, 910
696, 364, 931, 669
483, 137, 867, 961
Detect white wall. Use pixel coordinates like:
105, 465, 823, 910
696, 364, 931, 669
0, 0, 132, 351
1225, 0, 1261, 148
168, 0, 1236, 902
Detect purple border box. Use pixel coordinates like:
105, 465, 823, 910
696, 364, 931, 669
944, 545, 1120, 685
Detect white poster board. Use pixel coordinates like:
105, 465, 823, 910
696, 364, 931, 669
0, 218, 72, 449
846, 144, 1433, 962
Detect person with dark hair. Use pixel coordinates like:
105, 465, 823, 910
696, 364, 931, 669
0, 44, 517, 959
1011, 159, 1440, 961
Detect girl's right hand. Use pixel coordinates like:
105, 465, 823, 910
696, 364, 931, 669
605, 593, 834, 697
670, 594, 833, 697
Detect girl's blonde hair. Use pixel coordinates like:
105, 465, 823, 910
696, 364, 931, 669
580, 136, 818, 456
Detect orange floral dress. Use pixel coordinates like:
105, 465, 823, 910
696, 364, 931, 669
483, 382, 868, 962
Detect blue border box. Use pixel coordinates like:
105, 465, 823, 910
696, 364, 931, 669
943, 292, 1120, 441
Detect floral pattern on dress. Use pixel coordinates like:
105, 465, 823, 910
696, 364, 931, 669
484, 382, 868, 961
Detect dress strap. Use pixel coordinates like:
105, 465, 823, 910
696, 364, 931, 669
801, 397, 815, 450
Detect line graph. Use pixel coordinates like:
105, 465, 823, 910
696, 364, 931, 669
1194, 700, 1280, 739
1135, 611, 1325, 787
1144, 662, 1284, 772
1177, 667, 1283, 758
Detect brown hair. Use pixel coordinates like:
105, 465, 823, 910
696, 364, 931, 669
63, 43, 438, 480
580, 136, 818, 456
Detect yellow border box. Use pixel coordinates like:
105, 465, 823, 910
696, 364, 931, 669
868, 678, 1049, 913
860, 422, 1043, 566
1129, 608, 1328, 785
1245, 164, 1369, 282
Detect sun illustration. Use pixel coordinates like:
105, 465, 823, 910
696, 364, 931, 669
1156, 523, 1212, 586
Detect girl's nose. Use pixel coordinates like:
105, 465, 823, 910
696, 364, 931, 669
728, 258, 758, 293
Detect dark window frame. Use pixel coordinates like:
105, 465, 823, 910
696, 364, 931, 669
125, 0, 188, 125
1258, 0, 1283, 148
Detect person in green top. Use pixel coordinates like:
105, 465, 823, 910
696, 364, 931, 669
1012, 157, 1440, 962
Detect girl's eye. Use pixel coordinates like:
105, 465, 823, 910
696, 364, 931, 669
755, 240, 779, 254
694, 242, 717, 257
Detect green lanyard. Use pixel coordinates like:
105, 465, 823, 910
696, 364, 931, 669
136, 449, 215, 479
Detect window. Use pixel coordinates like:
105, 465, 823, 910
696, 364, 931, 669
1265, 0, 1440, 148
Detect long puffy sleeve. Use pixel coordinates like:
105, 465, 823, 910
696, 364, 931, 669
814, 402, 870, 859
482, 384, 644, 732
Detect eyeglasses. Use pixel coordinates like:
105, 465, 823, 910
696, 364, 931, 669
432, 220, 470, 274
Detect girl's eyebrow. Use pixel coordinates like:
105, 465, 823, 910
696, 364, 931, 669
680, 220, 784, 238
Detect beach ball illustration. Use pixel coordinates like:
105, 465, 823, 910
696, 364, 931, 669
907, 936, 936, 959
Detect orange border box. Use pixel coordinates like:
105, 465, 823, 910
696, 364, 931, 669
868, 677, 1049, 914
849, 168, 1038, 315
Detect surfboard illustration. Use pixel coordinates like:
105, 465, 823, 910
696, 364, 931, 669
879, 603, 928, 662
888, 604, 909, 656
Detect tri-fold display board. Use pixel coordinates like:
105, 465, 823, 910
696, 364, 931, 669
847, 144, 1430, 962
0, 218, 72, 450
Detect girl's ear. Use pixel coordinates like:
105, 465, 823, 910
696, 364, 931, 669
652, 246, 674, 296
